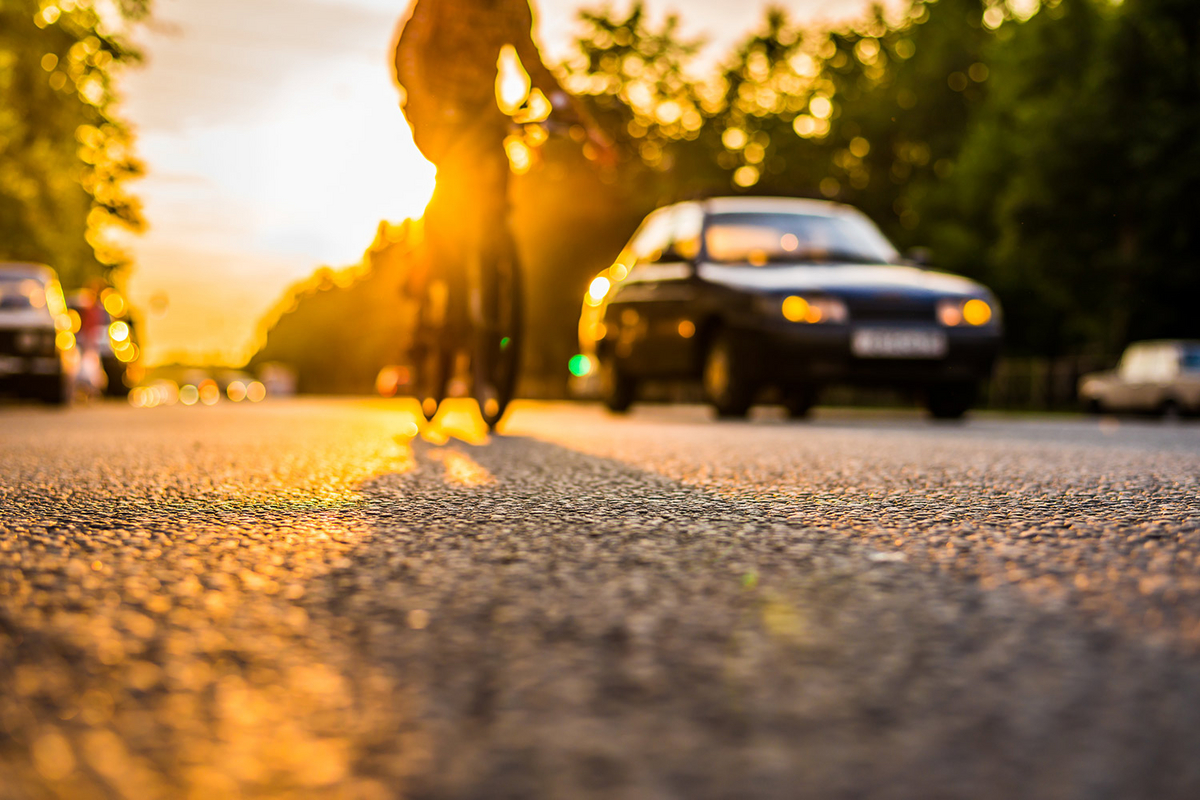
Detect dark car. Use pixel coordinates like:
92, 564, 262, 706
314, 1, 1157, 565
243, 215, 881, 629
578, 197, 1002, 419
0, 262, 74, 404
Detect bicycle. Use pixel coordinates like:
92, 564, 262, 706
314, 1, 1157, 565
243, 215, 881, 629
411, 217, 523, 431
406, 77, 612, 431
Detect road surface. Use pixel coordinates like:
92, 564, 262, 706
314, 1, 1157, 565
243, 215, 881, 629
2, 399, 1199, 799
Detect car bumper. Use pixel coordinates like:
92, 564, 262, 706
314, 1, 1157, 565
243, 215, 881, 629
740, 322, 1001, 386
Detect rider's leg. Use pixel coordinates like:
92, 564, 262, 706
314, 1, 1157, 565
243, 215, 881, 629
423, 169, 472, 353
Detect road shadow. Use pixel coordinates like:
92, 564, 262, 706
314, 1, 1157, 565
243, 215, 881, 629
312, 431, 1200, 800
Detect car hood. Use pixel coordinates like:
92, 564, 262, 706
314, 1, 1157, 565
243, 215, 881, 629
697, 262, 987, 298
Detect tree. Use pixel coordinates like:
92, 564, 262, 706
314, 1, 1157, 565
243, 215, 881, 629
935, 0, 1200, 355
0, 0, 148, 289
724, 0, 994, 249
562, 1, 723, 201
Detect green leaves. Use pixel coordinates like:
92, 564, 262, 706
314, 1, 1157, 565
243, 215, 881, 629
0, 0, 147, 289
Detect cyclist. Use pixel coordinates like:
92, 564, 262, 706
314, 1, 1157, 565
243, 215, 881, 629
393, 0, 610, 426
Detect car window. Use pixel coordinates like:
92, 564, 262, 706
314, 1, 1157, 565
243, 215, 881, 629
1182, 346, 1200, 372
629, 208, 677, 263
1154, 346, 1180, 381
674, 204, 704, 260
1119, 347, 1150, 381
1119, 345, 1180, 382
0, 277, 47, 310
703, 211, 899, 266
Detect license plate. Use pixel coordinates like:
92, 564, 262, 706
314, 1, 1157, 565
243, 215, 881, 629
852, 328, 947, 359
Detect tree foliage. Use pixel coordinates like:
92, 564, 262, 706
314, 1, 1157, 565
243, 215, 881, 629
0, 0, 147, 289
936, 0, 1200, 355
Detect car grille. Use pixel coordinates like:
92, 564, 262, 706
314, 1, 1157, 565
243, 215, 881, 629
0, 328, 56, 356
846, 299, 937, 323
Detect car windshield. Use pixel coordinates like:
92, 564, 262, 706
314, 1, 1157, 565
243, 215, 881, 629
704, 212, 899, 265
0, 276, 47, 310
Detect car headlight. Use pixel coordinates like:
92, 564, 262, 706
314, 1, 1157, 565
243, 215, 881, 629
938, 298, 993, 327
15, 329, 40, 353
585, 275, 611, 307
778, 295, 848, 324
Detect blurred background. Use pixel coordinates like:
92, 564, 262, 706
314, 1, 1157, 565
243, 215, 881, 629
1, 0, 1196, 409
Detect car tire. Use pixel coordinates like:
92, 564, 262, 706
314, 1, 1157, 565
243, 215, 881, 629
1085, 398, 1104, 415
599, 355, 636, 413
704, 330, 755, 419
926, 382, 977, 420
783, 386, 816, 419
1160, 399, 1181, 421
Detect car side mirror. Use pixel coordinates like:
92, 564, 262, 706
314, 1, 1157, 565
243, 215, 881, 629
905, 247, 932, 267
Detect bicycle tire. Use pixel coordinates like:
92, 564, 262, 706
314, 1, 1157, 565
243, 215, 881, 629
475, 251, 523, 431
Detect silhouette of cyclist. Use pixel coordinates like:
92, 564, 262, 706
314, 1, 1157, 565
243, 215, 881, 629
394, 0, 609, 421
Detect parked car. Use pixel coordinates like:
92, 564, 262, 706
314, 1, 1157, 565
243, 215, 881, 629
578, 197, 1002, 419
1079, 340, 1200, 416
0, 262, 75, 404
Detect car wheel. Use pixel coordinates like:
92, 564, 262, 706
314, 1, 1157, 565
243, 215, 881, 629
1160, 399, 1181, 421
926, 382, 977, 420
1085, 398, 1104, 415
783, 386, 815, 419
599, 355, 636, 413
704, 330, 754, 418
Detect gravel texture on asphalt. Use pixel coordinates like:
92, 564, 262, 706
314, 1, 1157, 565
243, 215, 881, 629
1, 400, 1199, 800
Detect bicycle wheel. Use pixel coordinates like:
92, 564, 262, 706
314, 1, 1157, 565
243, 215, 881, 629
474, 250, 523, 431
415, 340, 451, 422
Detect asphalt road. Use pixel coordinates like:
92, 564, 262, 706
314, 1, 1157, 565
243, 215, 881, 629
2, 399, 1199, 800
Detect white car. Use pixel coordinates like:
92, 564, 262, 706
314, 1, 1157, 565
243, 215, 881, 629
1079, 340, 1200, 416
0, 263, 75, 404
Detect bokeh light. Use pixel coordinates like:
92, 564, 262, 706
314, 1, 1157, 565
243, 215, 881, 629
586, 276, 611, 306
963, 299, 993, 326
568, 354, 594, 377
782, 296, 810, 323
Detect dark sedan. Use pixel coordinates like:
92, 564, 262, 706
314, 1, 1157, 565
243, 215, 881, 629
0, 262, 74, 404
578, 197, 1002, 419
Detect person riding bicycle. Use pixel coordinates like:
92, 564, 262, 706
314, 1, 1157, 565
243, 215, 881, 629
393, 0, 610, 426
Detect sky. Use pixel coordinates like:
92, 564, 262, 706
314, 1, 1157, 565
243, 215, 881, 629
119, 0, 886, 365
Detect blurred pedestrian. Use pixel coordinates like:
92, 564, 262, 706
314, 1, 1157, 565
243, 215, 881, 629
75, 280, 108, 397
